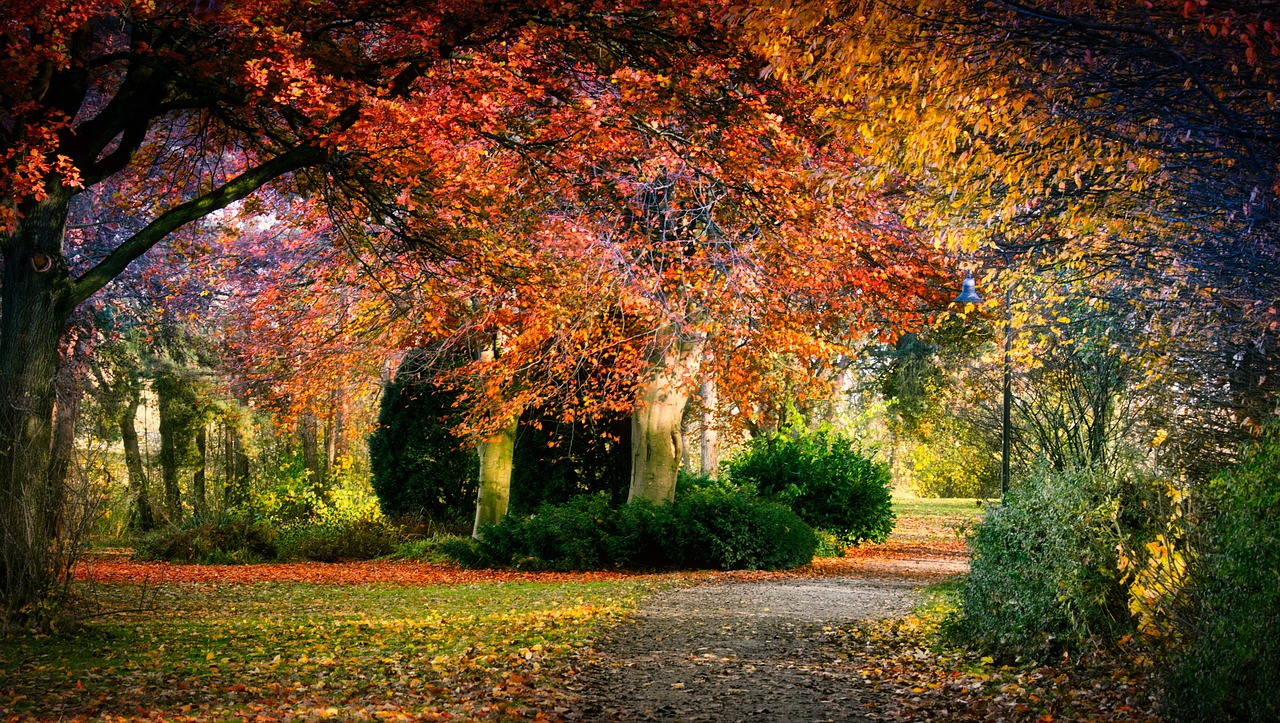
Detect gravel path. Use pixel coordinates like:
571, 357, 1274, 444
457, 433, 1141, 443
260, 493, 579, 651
568, 575, 929, 722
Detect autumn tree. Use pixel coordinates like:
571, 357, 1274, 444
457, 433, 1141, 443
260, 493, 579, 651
2, 0, 817, 623
739, 0, 1280, 477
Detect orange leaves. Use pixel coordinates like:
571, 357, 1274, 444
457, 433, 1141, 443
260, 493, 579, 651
77, 557, 650, 587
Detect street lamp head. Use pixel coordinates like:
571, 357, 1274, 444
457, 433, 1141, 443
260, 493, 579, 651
953, 273, 983, 304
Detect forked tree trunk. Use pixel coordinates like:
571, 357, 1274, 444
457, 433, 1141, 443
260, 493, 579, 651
628, 339, 703, 505
699, 374, 719, 477
0, 192, 74, 623
471, 416, 519, 539
121, 398, 155, 531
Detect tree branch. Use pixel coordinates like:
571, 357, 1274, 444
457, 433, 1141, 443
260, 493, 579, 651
67, 144, 326, 309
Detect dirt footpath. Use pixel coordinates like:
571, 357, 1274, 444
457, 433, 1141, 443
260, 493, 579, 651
568, 552, 962, 723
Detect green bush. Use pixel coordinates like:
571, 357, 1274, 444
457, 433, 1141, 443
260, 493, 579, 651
278, 515, 401, 562
954, 465, 1156, 657
669, 487, 817, 570
509, 408, 631, 514
368, 359, 477, 523
452, 488, 816, 572
1162, 434, 1280, 722
389, 534, 473, 563
725, 427, 895, 544
134, 515, 278, 564
813, 530, 847, 558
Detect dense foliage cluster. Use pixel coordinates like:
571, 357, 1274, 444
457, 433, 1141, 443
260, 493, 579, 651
369, 368, 476, 524
726, 428, 895, 544
449, 487, 816, 572
135, 513, 402, 564
1162, 433, 1280, 722
955, 466, 1159, 656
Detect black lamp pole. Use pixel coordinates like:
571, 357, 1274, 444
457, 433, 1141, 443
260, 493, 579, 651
1000, 285, 1012, 499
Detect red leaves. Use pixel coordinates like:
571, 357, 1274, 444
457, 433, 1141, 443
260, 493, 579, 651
77, 558, 647, 587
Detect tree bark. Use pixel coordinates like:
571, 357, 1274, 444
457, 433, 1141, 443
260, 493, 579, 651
299, 415, 323, 486
121, 397, 154, 531
472, 417, 519, 539
156, 372, 185, 524
192, 424, 208, 518
699, 374, 719, 477
0, 192, 75, 623
628, 339, 702, 505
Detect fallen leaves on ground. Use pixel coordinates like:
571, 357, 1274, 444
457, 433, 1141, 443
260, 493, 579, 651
2, 506, 977, 721
841, 615, 1159, 721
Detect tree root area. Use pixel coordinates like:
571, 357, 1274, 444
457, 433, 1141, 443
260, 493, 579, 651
568, 577, 920, 722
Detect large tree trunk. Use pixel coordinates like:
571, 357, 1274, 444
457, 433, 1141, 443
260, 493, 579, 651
192, 424, 208, 518
0, 192, 75, 623
121, 397, 155, 531
628, 340, 702, 505
471, 417, 519, 539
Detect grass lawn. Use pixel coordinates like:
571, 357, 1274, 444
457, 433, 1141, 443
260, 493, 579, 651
891, 495, 988, 519
1, 576, 661, 721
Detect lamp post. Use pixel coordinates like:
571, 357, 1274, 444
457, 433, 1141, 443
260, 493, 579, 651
953, 272, 1012, 500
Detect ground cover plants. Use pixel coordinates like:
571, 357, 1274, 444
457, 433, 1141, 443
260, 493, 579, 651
1, 497, 1168, 721
0, 572, 660, 721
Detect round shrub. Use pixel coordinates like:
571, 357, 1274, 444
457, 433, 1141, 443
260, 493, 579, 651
1162, 434, 1280, 722
726, 427, 895, 544
368, 362, 476, 524
955, 465, 1156, 657
670, 487, 816, 570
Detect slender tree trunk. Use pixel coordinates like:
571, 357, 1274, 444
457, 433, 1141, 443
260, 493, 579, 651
471, 416, 519, 539
192, 424, 207, 518
46, 351, 85, 540
699, 374, 719, 477
156, 373, 185, 523
223, 420, 233, 504
629, 339, 702, 505
223, 425, 253, 508
121, 397, 154, 531
299, 415, 323, 486
325, 395, 344, 474
0, 192, 75, 623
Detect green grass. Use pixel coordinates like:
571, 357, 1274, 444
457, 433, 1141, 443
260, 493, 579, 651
891, 496, 988, 519
0, 578, 658, 720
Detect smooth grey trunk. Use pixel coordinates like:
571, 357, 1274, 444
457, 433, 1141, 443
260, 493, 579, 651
699, 374, 719, 477
629, 340, 702, 505
121, 398, 154, 531
472, 417, 518, 539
